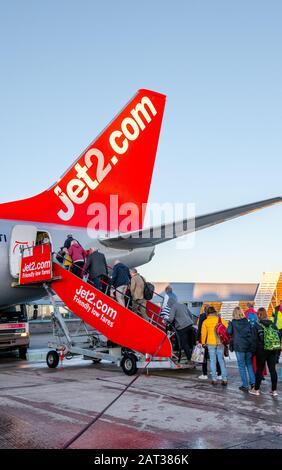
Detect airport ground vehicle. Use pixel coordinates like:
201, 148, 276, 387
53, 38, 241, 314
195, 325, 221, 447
0, 304, 30, 357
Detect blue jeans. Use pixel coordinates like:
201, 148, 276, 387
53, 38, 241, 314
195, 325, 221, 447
207, 345, 227, 381
235, 351, 255, 388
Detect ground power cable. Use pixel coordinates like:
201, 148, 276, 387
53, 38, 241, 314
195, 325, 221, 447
62, 333, 170, 449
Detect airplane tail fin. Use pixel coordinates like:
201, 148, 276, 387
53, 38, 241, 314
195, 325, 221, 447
0, 89, 166, 231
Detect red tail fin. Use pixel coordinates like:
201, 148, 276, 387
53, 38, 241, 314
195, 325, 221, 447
0, 89, 166, 230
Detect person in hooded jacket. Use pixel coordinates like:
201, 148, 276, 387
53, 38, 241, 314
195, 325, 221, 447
197, 305, 222, 380
68, 240, 87, 278
244, 302, 257, 325
201, 306, 228, 385
249, 307, 280, 397
227, 307, 256, 392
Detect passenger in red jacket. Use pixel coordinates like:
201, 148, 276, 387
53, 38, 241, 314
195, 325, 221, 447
68, 240, 87, 278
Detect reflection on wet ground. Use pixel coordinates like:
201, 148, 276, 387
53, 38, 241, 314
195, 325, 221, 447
0, 337, 282, 449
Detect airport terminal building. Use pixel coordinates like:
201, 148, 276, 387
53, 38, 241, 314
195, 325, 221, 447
27, 281, 258, 322
154, 282, 258, 317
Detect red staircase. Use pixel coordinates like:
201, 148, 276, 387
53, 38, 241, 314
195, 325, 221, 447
51, 263, 172, 358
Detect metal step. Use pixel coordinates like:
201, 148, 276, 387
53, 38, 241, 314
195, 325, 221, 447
219, 301, 240, 322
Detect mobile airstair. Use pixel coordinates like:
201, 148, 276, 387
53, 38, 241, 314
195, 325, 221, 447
16, 244, 191, 375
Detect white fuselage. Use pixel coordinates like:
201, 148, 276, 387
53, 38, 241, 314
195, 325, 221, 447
0, 219, 155, 308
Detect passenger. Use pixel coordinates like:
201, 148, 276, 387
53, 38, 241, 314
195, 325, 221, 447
160, 297, 173, 321
166, 300, 194, 362
244, 302, 257, 325
111, 260, 131, 307
130, 268, 148, 320
249, 307, 280, 397
197, 304, 222, 380
36, 232, 49, 245
62, 247, 72, 270
85, 248, 109, 292
271, 300, 282, 365
63, 234, 74, 250
227, 307, 256, 392
163, 285, 178, 309
201, 306, 228, 385
244, 302, 266, 379
68, 240, 87, 278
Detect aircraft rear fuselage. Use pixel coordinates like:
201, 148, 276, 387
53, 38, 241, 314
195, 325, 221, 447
0, 219, 155, 308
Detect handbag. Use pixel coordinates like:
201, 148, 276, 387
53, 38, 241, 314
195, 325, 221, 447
191, 344, 205, 363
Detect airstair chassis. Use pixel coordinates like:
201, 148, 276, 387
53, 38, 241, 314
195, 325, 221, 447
46, 319, 190, 376
46, 293, 190, 376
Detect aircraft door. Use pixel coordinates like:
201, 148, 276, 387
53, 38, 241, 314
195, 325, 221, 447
9, 225, 38, 278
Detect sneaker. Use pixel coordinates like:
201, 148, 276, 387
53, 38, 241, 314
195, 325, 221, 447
221, 380, 228, 386
239, 386, 249, 392
270, 391, 278, 397
249, 389, 260, 396
217, 375, 222, 380
198, 375, 208, 380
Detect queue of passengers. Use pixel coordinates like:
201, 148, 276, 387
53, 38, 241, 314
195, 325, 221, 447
59, 238, 203, 365
57, 236, 282, 396
159, 294, 281, 395
57, 235, 150, 320
196, 303, 281, 397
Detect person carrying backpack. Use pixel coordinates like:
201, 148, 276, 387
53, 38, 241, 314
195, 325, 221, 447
227, 307, 256, 392
201, 306, 228, 386
249, 307, 280, 397
244, 302, 258, 325
130, 268, 148, 319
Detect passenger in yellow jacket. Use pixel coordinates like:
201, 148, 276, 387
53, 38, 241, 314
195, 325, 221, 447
201, 306, 228, 385
62, 247, 72, 270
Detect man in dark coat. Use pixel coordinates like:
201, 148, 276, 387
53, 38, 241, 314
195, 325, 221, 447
85, 248, 109, 292
167, 301, 194, 362
111, 260, 130, 306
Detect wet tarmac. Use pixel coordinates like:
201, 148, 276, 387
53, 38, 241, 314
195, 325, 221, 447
0, 335, 282, 449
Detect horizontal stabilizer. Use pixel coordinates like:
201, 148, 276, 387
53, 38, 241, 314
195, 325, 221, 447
100, 197, 282, 249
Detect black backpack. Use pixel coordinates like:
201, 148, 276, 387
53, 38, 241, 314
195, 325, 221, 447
141, 276, 155, 300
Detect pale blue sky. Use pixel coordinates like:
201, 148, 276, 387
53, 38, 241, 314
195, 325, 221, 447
0, 1, 281, 283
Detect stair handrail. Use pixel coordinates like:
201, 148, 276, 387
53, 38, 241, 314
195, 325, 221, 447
53, 249, 165, 331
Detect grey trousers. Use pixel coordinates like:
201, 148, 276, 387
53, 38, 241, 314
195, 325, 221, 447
132, 299, 148, 320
